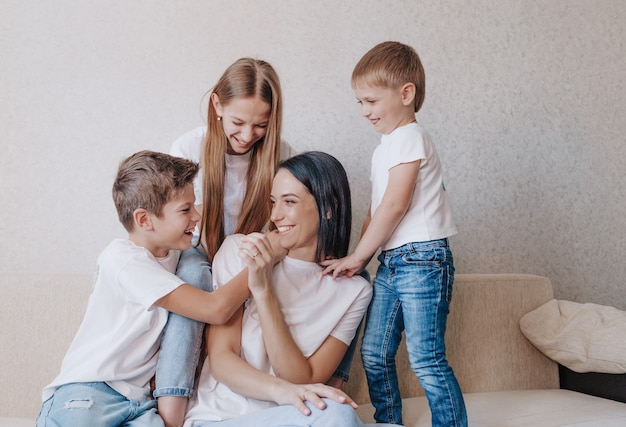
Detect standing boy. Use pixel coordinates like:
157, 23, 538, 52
323, 42, 468, 427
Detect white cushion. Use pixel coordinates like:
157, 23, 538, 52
520, 299, 626, 373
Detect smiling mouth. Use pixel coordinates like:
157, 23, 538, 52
277, 225, 293, 233
184, 228, 194, 236
235, 137, 253, 147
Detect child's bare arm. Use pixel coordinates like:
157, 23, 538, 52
155, 268, 249, 325
323, 160, 420, 278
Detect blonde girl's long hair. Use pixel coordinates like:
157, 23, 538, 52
200, 58, 283, 262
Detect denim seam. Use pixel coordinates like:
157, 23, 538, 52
152, 387, 193, 399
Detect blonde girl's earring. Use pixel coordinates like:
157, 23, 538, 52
217, 116, 222, 121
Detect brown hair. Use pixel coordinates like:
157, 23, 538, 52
352, 41, 426, 113
200, 58, 283, 261
113, 150, 199, 232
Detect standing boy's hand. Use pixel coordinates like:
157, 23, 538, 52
321, 254, 366, 279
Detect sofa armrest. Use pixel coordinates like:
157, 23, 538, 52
559, 364, 626, 403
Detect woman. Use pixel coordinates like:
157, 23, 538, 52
184, 152, 398, 427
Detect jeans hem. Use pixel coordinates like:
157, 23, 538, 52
152, 387, 193, 399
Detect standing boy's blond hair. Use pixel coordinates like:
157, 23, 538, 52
351, 41, 426, 113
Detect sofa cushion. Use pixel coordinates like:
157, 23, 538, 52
355, 390, 626, 427
520, 299, 626, 374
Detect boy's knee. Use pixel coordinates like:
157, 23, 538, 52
176, 262, 212, 291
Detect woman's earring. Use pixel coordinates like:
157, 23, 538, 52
217, 116, 222, 121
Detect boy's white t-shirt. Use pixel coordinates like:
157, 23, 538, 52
371, 122, 457, 250
41, 239, 185, 402
170, 126, 296, 235
184, 235, 373, 425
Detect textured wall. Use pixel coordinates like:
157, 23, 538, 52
2, 0, 624, 308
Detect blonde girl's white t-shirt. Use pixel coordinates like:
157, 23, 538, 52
183, 235, 372, 425
170, 126, 297, 235
371, 122, 457, 250
41, 239, 185, 402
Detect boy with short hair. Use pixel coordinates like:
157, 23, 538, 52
323, 42, 468, 426
36, 150, 250, 427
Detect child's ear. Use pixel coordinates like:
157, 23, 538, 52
211, 93, 224, 118
133, 208, 154, 231
401, 83, 416, 107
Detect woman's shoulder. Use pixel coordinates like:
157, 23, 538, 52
218, 234, 244, 254
331, 273, 373, 296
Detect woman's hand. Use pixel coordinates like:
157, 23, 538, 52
269, 381, 358, 416
265, 229, 288, 265
238, 232, 275, 297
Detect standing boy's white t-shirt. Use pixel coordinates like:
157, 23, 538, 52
183, 234, 372, 425
169, 126, 297, 235
41, 239, 185, 402
371, 122, 457, 250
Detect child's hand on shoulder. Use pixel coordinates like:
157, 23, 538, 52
321, 254, 365, 279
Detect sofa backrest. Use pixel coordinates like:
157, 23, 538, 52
1, 272, 560, 418
345, 273, 560, 404
1, 272, 93, 418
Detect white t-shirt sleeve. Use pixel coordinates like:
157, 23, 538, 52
329, 276, 372, 345
116, 251, 185, 310
386, 130, 427, 170
170, 126, 206, 206
212, 234, 246, 291
170, 126, 206, 161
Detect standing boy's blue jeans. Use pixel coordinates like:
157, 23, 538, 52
154, 242, 212, 399
361, 239, 467, 427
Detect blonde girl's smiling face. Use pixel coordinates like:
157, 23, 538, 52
270, 169, 319, 262
212, 93, 271, 155
353, 81, 416, 135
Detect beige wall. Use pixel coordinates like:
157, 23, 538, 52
2, 0, 624, 309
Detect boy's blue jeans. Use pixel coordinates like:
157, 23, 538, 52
36, 382, 163, 427
154, 241, 362, 399
154, 242, 213, 399
361, 239, 467, 427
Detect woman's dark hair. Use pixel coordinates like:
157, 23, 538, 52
277, 151, 352, 262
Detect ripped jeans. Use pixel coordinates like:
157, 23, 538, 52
36, 382, 163, 427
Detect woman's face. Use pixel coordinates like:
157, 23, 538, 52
270, 169, 319, 262
212, 94, 271, 155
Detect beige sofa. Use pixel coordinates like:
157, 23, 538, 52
2, 272, 625, 426
345, 274, 626, 426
